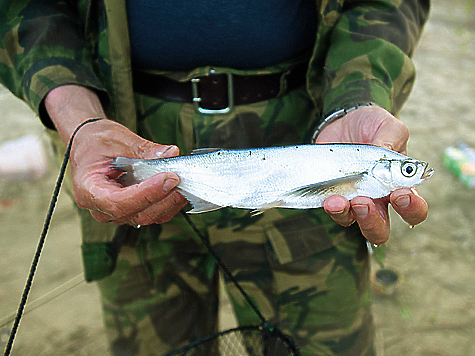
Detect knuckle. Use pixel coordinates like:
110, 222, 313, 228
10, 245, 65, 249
329, 212, 354, 227
133, 140, 157, 158
75, 197, 88, 210
104, 205, 121, 219
73, 189, 90, 209
90, 210, 112, 223
171, 191, 187, 206
104, 200, 129, 220
362, 219, 381, 234
131, 212, 154, 226
339, 218, 356, 227
396, 119, 409, 134
360, 222, 389, 246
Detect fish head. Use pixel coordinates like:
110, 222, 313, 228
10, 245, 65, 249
371, 159, 434, 190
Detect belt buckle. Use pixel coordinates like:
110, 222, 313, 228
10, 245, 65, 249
191, 69, 234, 114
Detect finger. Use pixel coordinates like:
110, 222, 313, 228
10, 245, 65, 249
81, 172, 181, 220
138, 143, 180, 160
88, 183, 187, 226
157, 145, 180, 158
127, 191, 188, 226
324, 195, 355, 227
89, 209, 115, 224
371, 119, 409, 154
118, 132, 180, 159
390, 188, 428, 227
350, 197, 390, 245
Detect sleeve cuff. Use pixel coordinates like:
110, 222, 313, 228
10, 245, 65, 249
21, 58, 109, 129
321, 78, 392, 120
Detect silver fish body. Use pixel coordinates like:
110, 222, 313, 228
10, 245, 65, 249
112, 144, 433, 214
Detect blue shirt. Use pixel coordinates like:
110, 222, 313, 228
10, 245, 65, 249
126, 0, 317, 70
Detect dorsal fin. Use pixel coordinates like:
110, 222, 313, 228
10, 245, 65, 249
190, 148, 223, 155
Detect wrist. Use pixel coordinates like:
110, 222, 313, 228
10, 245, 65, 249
312, 102, 375, 142
45, 85, 107, 144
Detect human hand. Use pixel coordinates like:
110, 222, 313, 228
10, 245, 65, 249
44, 85, 188, 226
315, 105, 428, 245
69, 119, 188, 226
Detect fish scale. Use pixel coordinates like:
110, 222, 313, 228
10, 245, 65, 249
112, 144, 433, 213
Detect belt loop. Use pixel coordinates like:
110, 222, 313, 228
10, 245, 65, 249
283, 62, 308, 96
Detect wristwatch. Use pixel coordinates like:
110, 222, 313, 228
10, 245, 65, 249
311, 102, 375, 142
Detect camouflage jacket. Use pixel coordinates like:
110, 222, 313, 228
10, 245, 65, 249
0, 0, 429, 280
0, 0, 429, 127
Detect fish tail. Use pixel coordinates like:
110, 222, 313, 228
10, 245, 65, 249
111, 157, 139, 186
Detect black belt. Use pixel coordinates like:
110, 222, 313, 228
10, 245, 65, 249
132, 64, 307, 114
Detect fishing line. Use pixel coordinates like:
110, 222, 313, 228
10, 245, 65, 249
3, 118, 102, 356
179, 210, 267, 326
0, 274, 84, 329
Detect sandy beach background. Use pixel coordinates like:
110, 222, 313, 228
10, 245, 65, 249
1, 1, 474, 355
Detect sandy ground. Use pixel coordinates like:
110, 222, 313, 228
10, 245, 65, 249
1, 1, 475, 355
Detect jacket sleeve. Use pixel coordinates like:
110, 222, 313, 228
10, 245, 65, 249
0, 0, 106, 128
321, 0, 430, 117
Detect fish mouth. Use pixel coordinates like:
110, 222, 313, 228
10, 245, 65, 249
421, 163, 434, 180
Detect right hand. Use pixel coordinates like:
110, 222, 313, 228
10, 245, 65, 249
70, 118, 188, 226
45, 85, 188, 226
70, 119, 187, 226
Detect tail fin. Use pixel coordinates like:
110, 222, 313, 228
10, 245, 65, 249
110, 157, 139, 186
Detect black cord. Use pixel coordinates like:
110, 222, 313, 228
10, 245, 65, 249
3, 118, 102, 356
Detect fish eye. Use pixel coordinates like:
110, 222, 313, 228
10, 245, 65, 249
401, 162, 417, 177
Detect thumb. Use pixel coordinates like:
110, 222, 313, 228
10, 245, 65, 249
371, 118, 409, 155
131, 140, 180, 160
156, 144, 180, 158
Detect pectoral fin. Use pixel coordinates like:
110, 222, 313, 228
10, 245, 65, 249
285, 173, 366, 199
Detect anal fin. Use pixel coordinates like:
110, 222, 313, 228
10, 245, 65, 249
250, 200, 284, 216
178, 189, 223, 214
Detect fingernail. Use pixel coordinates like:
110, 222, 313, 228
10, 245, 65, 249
329, 207, 349, 217
163, 178, 178, 193
394, 194, 410, 208
352, 204, 369, 219
411, 187, 422, 198
157, 145, 179, 158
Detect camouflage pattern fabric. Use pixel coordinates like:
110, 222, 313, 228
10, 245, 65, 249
0, 0, 429, 126
0, 1, 429, 280
0, 1, 430, 354
96, 89, 375, 355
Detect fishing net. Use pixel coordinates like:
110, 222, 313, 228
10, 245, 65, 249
161, 325, 299, 356
165, 212, 302, 356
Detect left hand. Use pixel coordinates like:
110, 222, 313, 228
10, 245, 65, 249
315, 105, 429, 245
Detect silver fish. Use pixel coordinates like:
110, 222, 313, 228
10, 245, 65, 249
112, 144, 433, 214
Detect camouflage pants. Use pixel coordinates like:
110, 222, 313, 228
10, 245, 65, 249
96, 80, 376, 356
